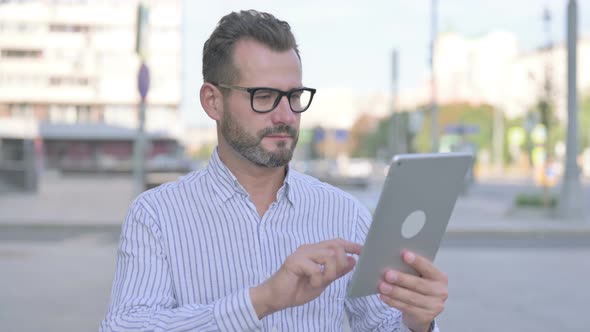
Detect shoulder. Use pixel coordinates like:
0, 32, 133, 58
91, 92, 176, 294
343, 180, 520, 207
289, 169, 368, 211
131, 169, 209, 217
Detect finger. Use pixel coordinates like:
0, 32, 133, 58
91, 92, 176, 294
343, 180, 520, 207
379, 293, 434, 320
326, 245, 358, 278
319, 238, 362, 256
383, 270, 447, 298
321, 249, 339, 282
305, 246, 351, 270
296, 258, 324, 288
329, 245, 349, 272
306, 248, 336, 264
378, 281, 433, 311
342, 255, 357, 275
309, 252, 336, 284
401, 250, 447, 282
336, 239, 363, 255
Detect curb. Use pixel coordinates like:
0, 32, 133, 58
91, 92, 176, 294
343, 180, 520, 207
446, 228, 590, 236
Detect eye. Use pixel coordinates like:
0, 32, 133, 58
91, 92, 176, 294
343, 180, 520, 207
255, 94, 272, 100
254, 89, 275, 101
290, 91, 302, 99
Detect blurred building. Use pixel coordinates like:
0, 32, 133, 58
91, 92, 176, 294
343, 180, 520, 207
337, 31, 590, 131
429, 31, 590, 120
500, 37, 590, 120
0, 0, 183, 171
434, 31, 520, 107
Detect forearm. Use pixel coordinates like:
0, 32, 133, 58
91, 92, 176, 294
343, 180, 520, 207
100, 288, 262, 332
250, 284, 274, 319
249, 282, 288, 319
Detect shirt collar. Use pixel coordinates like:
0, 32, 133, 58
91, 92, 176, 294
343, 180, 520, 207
206, 148, 296, 206
281, 165, 296, 206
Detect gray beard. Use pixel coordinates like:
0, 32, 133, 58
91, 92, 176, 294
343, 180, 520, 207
220, 111, 299, 168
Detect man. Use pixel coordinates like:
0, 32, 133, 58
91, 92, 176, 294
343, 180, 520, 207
100, 10, 447, 332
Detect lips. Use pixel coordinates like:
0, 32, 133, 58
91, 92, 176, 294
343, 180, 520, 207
265, 133, 292, 138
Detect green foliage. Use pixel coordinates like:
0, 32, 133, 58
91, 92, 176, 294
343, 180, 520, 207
454, 104, 494, 151
351, 119, 390, 158
414, 103, 495, 153
354, 103, 500, 157
504, 116, 525, 164
414, 110, 431, 153
351, 133, 376, 158
515, 193, 558, 208
549, 123, 566, 153
352, 93, 590, 162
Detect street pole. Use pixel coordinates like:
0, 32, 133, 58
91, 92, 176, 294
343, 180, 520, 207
133, 3, 150, 196
430, 0, 439, 153
541, 7, 553, 207
558, 0, 584, 220
134, 63, 150, 195
389, 49, 403, 158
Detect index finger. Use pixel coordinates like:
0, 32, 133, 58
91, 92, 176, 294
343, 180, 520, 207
402, 250, 447, 282
322, 238, 362, 255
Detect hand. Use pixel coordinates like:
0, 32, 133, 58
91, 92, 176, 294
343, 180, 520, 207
378, 250, 448, 332
250, 238, 362, 318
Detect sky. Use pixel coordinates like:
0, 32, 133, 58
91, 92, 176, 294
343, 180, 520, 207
181, 0, 590, 127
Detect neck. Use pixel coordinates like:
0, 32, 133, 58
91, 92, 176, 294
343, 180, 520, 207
216, 143, 287, 203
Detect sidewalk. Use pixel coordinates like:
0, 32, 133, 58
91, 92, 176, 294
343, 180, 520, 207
449, 188, 590, 235
0, 171, 133, 226
0, 171, 589, 235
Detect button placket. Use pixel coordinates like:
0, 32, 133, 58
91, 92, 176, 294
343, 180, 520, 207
260, 208, 278, 277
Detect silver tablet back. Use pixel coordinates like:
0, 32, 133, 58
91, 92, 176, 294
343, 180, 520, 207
347, 153, 473, 298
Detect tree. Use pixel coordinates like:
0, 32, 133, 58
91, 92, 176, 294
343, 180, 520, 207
414, 103, 495, 154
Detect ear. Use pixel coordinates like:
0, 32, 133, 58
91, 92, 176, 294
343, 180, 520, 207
200, 82, 223, 121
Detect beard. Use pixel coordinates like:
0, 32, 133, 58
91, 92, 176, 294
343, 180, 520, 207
220, 110, 299, 168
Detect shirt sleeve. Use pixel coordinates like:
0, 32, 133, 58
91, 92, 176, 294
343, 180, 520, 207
99, 198, 263, 332
344, 204, 442, 332
400, 320, 440, 332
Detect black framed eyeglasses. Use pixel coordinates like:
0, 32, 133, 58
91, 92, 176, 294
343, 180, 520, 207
213, 83, 316, 113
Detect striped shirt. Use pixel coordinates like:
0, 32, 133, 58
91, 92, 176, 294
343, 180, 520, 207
100, 149, 439, 332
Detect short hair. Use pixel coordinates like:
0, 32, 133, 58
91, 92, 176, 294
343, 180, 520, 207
202, 10, 300, 86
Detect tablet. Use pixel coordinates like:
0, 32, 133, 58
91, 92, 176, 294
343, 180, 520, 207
346, 152, 473, 298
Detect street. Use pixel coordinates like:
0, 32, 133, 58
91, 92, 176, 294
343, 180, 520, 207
0, 228, 588, 332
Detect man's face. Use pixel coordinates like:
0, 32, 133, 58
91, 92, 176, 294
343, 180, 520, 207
219, 39, 302, 168
220, 108, 298, 168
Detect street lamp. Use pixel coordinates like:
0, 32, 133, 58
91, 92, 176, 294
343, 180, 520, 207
430, 0, 439, 153
133, 3, 150, 195
558, 0, 584, 220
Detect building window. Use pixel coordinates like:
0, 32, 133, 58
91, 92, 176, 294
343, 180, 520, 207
49, 24, 90, 33
49, 105, 77, 124
1, 49, 42, 59
0, 74, 45, 87
76, 106, 92, 123
9, 104, 34, 119
49, 76, 90, 86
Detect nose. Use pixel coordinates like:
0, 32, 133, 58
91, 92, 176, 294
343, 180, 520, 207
270, 95, 297, 125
